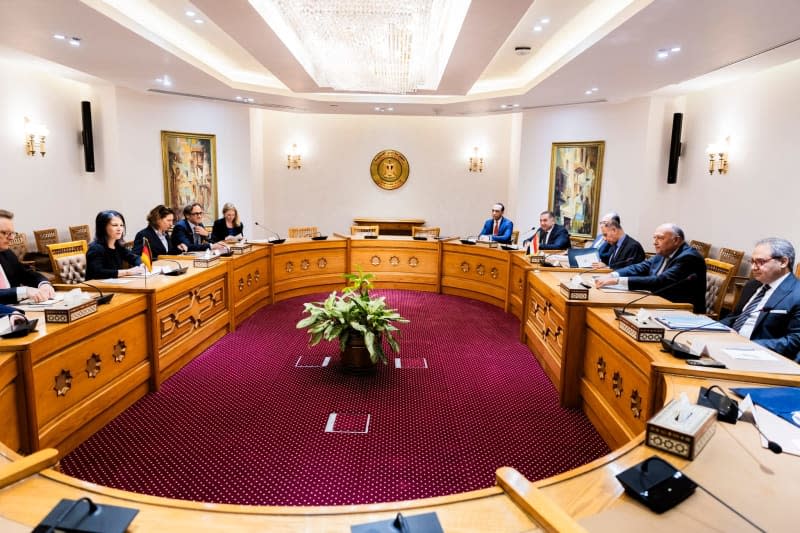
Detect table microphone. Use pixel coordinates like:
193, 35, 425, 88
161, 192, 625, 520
78, 281, 114, 305
571, 261, 631, 288
660, 318, 722, 359
254, 221, 285, 243
161, 259, 188, 276
613, 274, 697, 319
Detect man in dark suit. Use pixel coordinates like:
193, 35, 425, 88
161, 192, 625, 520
0, 209, 54, 304
594, 219, 645, 269
478, 203, 514, 244
721, 238, 800, 360
595, 223, 707, 313
171, 203, 228, 253
531, 210, 571, 250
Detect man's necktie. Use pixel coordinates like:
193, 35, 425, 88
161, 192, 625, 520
193, 228, 201, 245
732, 284, 771, 332
608, 244, 619, 264
493, 221, 498, 236
544, 231, 550, 245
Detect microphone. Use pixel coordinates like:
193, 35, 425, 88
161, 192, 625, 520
78, 281, 114, 305
161, 259, 188, 276
660, 318, 722, 359
702, 386, 782, 454
460, 234, 478, 245
254, 221, 285, 244
613, 273, 697, 319
43, 497, 99, 533
752, 419, 783, 454
570, 263, 624, 288
522, 226, 538, 248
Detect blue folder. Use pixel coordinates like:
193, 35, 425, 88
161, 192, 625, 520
731, 386, 800, 428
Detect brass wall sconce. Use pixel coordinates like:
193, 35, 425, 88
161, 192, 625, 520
287, 144, 301, 169
25, 117, 49, 157
705, 138, 729, 174
468, 146, 484, 172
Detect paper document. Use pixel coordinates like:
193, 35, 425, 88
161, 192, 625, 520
654, 313, 730, 331
723, 348, 776, 361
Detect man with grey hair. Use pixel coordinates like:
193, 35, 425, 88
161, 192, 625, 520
0, 209, 55, 304
721, 238, 800, 360
595, 223, 706, 313
587, 212, 620, 249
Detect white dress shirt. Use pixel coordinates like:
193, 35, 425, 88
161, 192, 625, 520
738, 272, 790, 339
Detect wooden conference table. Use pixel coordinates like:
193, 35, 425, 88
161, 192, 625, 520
1, 236, 798, 531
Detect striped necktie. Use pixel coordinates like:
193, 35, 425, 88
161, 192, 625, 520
732, 284, 770, 332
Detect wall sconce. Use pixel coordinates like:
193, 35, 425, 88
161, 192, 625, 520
705, 138, 729, 174
24, 118, 49, 157
468, 146, 484, 172
287, 144, 301, 169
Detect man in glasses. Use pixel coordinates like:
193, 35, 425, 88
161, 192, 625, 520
171, 203, 228, 253
0, 209, 55, 304
721, 238, 800, 360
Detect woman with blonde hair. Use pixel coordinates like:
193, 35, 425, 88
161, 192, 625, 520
211, 202, 244, 242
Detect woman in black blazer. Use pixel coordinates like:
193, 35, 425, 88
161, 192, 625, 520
86, 210, 143, 280
133, 205, 179, 259
211, 202, 244, 242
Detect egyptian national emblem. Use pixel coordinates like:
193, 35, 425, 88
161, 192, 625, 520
370, 150, 410, 190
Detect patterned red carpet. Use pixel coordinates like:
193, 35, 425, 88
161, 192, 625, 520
60, 290, 609, 506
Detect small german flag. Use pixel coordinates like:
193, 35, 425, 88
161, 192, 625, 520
141, 237, 153, 272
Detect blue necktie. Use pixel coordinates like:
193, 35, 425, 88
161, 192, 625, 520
732, 284, 770, 332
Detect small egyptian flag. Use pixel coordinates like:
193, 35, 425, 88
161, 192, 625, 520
141, 237, 153, 272
530, 232, 539, 255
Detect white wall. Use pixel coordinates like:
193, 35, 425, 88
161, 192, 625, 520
257, 110, 514, 238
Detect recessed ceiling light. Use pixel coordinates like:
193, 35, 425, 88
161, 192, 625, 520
156, 76, 172, 87
194, 18, 204, 24
374, 106, 380, 111
53, 34, 65, 40
245, 98, 255, 103
591, 87, 598, 92
235, 96, 243, 100
185, 10, 196, 17
657, 49, 669, 59
671, 46, 681, 53
512, 104, 520, 108
69, 37, 81, 47
585, 90, 592, 95
540, 18, 550, 24
533, 25, 542, 32
387, 107, 394, 111
500, 104, 508, 109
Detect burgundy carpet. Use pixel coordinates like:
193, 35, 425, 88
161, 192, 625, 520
60, 290, 609, 506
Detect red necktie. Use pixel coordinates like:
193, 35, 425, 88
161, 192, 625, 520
493, 221, 499, 235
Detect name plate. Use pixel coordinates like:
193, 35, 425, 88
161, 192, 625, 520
45, 299, 98, 323
230, 243, 253, 255
619, 314, 665, 342
193, 256, 221, 268
646, 400, 716, 459
529, 254, 545, 264
559, 282, 589, 300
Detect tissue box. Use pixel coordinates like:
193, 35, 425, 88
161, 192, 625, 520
646, 399, 716, 459
193, 255, 220, 268
619, 314, 665, 342
229, 243, 253, 255
45, 299, 98, 324
559, 282, 589, 300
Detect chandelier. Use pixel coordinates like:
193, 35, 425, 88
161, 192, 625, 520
250, 0, 470, 94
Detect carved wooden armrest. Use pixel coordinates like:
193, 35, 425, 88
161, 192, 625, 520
0, 448, 58, 489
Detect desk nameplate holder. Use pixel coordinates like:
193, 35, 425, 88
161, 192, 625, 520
193, 256, 221, 268
559, 282, 589, 300
529, 254, 545, 265
44, 299, 98, 324
646, 399, 716, 459
229, 243, 253, 255
619, 313, 665, 342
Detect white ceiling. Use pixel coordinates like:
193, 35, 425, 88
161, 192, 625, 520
1, 0, 799, 115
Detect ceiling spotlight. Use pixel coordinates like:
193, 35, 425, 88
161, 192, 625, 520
53, 34, 65, 40
194, 18, 204, 24
591, 87, 598, 92
374, 106, 380, 111
185, 10, 196, 17
387, 107, 393, 111
245, 98, 255, 103
533, 25, 542, 32
657, 49, 669, 59
671, 46, 681, 53
512, 104, 520, 107
540, 18, 550, 24
585, 90, 592, 95
500, 104, 508, 109
514, 46, 532, 56
235, 96, 243, 100
69, 37, 81, 47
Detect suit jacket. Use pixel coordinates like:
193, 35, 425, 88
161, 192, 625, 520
86, 241, 142, 280
604, 235, 646, 269
537, 224, 571, 250
721, 276, 800, 360
211, 218, 244, 243
479, 217, 514, 244
132, 226, 178, 260
615, 242, 707, 313
171, 219, 211, 252
0, 249, 49, 304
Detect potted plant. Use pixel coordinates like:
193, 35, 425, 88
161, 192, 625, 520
296, 269, 408, 371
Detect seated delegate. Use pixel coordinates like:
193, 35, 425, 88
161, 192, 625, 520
0, 208, 55, 303
86, 210, 144, 280
594, 223, 707, 313
720, 237, 800, 360
172, 203, 228, 253
593, 218, 645, 269
132, 205, 180, 260
211, 202, 244, 243
525, 210, 571, 251
478, 202, 514, 244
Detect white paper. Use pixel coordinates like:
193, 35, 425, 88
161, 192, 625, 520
723, 348, 776, 361
574, 252, 598, 268
754, 405, 800, 456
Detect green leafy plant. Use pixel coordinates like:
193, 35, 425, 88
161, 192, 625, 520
296, 268, 408, 363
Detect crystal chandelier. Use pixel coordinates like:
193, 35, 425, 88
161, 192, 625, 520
250, 0, 470, 94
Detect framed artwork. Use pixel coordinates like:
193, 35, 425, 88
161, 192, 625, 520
547, 141, 605, 239
161, 131, 218, 226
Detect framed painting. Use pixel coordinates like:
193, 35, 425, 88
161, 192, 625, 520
547, 141, 605, 239
161, 131, 218, 227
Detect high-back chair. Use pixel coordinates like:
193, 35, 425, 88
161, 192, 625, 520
689, 239, 711, 258
8, 232, 30, 264
511, 230, 520, 245
717, 247, 745, 314
350, 225, 379, 237
717, 247, 744, 274
704, 258, 735, 319
412, 226, 440, 238
69, 224, 92, 243
47, 240, 88, 284
288, 226, 319, 238
34, 228, 59, 255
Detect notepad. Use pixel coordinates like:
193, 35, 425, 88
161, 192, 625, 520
654, 314, 729, 331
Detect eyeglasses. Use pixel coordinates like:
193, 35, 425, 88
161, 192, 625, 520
190, 211, 204, 216
749, 256, 780, 267
0, 230, 17, 239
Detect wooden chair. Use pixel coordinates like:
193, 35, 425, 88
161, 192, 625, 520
717, 247, 744, 274
8, 232, 31, 264
511, 230, 519, 245
34, 228, 59, 255
288, 226, 319, 238
689, 239, 711, 258
412, 226, 440, 238
704, 258, 735, 319
69, 224, 91, 243
717, 247, 745, 313
350, 225, 379, 237
47, 240, 88, 284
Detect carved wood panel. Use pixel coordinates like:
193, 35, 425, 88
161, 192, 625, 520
157, 277, 227, 350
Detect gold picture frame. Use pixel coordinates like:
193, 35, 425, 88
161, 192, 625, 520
161, 131, 218, 226
547, 141, 605, 239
